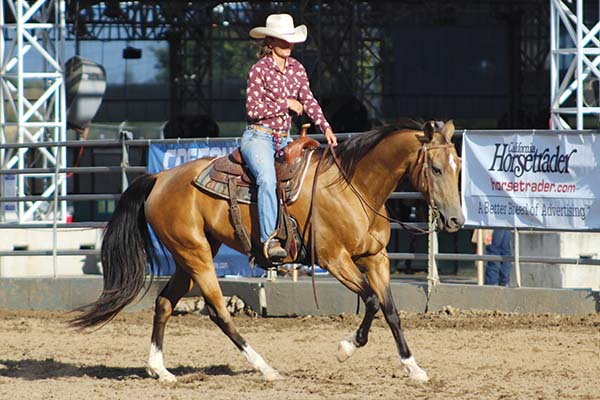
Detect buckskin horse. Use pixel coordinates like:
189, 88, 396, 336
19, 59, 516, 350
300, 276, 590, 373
71, 120, 464, 383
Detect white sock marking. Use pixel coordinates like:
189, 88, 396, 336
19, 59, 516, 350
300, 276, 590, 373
147, 343, 176, 382
400, 356, 429, 382
242, 344, 280, 379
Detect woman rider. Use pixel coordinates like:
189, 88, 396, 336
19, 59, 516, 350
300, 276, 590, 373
242, 13, 337, 260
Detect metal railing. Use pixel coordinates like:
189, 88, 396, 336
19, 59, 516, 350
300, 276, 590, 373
1, 134, 600, 286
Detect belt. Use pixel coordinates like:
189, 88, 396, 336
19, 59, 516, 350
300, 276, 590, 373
248, 124, 289, 137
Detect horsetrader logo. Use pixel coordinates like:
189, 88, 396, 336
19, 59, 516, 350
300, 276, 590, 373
463, 131, 597, 229
480, 140, 587, 222
488, 142, 577, 178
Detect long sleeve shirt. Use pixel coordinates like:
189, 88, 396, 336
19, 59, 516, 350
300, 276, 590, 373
245, 55, 332, 134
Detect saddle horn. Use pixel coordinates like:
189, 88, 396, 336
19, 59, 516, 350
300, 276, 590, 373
300, 123, 310, 138
284, 123, 319, 163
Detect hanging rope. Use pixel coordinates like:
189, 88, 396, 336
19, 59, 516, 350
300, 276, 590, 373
425, 205, 440, 313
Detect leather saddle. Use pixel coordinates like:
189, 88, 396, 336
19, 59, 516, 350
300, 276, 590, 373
193, 130, 319, 205
193, 124, 319, 262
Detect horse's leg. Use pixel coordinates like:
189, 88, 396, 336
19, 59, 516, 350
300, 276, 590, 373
147, 266, 193, 382
319, 252, 381, 362
362, 251, 429, 382
337, 285, 380, 363
189, 263, 282, 381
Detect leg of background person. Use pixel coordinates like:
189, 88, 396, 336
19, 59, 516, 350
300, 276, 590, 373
484, 258, 500, 285
498, 260, 511, 287
484, 231, 501, 285
497, 229, 512, 287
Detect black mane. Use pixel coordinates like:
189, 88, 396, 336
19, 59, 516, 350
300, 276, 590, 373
317, 120, 424, 181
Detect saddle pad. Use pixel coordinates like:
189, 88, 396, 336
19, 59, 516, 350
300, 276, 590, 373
193, 149, 315, 205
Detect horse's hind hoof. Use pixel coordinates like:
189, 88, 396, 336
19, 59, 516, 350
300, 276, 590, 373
159, 374, 178, 383
146, 367, 177, 383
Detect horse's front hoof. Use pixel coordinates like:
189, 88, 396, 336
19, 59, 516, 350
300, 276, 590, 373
336, 338, 357, 362
407, 368, 429, 382
263, 370, 284, 381
400, 356, 429, 382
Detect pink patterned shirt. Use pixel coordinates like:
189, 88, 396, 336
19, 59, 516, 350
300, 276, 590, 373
246, 55, 332, 134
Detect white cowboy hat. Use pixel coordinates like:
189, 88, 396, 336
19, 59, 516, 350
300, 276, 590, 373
249, 14, 307, 43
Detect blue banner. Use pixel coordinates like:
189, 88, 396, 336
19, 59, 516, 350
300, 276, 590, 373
147, 138, 263, 277
148, 139, 240, 173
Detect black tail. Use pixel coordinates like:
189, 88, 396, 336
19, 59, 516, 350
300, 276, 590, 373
70, 173, 158, 329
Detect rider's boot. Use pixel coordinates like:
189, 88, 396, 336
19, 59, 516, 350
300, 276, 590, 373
264, 238, 287, 260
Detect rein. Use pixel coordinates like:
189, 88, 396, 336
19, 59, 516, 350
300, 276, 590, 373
328, 142, 454, 235
308, 147, 331, 309
306, 140, 454, 308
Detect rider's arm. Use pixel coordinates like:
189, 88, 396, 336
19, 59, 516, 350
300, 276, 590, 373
295, 62, 332, 135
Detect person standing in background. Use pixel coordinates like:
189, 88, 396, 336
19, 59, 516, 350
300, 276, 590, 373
472, 229, 512, 286
484, 229, 512, 286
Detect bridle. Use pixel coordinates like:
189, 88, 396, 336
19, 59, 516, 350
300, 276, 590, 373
410, 142, 456, 224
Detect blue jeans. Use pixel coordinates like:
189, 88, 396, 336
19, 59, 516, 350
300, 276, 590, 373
240, 127, 291, 243
484, 229, 512, 286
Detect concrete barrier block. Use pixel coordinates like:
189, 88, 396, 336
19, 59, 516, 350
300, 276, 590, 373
519, 231, 600, 290
0, 228, 102, 277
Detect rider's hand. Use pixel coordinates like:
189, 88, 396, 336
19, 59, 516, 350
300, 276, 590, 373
324, 128, 338, 147
287, 99, 304, 115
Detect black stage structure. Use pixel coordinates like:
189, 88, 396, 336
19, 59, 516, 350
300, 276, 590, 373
64, 0, 555, 134
57, 0, 561, 274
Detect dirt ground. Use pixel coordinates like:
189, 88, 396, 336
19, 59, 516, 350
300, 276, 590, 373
0, 307, 598, 400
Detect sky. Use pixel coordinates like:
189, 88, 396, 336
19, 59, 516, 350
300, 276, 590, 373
72, 40, 167, 85
10, 38, 167, 85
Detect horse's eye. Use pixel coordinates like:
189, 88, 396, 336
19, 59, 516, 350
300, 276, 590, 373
432, 165, 442, 175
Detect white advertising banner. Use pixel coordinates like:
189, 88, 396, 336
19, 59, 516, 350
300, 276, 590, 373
461, 130, 600, 230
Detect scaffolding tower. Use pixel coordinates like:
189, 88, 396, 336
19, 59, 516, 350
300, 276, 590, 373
550, 0, 600, 129
1, 0, 67, 223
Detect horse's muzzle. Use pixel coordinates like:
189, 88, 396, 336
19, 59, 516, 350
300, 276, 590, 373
438, 211, 465, 233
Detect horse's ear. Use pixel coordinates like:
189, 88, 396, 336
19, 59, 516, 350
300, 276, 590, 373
422, 121, 435, 141
441, 120, 455, 143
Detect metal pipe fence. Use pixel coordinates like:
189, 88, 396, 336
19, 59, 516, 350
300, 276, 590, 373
1, 135, 599, 285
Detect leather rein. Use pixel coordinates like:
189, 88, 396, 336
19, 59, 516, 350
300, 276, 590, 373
327, 141, 455, 234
